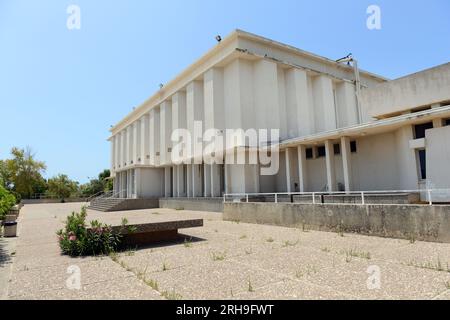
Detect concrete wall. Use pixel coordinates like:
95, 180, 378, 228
21, 198, 87, 204
137, 168, 165, 198
159, 198, 223, 213
112, 199, 159, 211
224, 202, 450, 243
426, 126, 450, 198
363, 63, 450, 119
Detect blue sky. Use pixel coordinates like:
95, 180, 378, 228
0, 0, 449, 183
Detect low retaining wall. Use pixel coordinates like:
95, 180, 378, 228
224, 202, 450, 243
113, 199, 159, 211
159, 198, 223, 213
21, 198, 87, 204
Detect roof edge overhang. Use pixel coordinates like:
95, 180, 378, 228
110, 29, 388, 136
280, 105, 450, 148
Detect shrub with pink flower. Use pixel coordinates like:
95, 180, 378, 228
57, 207, 122, 256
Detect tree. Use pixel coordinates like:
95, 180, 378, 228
2, 147, 47, 199
0, 185, 16, 219
99, 169, 113, 191
47, 174, 78, 200
80, 169, 112, 197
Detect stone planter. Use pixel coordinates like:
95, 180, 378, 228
3, 221, 17, 237
9, 205, 20, 216
4, 214, 18, 223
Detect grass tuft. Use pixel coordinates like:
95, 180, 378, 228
211, 251, 226, 261
162, 290, 183, 300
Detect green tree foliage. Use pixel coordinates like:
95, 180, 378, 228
80, 169, 113, 197
47, 174, 79, 200
0, 185, 16, 220
0, 147, 47, 199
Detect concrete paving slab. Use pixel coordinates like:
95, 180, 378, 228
5, 203, 450, 300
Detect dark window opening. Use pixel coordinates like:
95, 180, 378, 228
444, 118, 450, 126
305, 148, 313, 159
414, 122, 433, 139
418, 149, 426, 180
317, 146, 326, 158
350, 141, 357, 153
333, 144, 340, 155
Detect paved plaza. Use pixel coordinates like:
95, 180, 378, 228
1, 203, 450, 300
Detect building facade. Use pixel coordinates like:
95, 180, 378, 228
109, 30, 450, 200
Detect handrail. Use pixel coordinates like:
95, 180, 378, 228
86, 191, 106, 202
223, 189, 450, 206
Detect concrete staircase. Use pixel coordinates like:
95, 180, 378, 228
88, 197, 127, 212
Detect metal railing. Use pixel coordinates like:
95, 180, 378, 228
223, 189, 450, 206
30, 193, 84, 200
86, 191, 107, 202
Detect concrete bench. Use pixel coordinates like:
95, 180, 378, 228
93, 219, 204, 246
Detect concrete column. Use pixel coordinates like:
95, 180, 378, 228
134, 168, 141, 198
186, 164, 192, 197
285, 148, 293, 193
204, 68, 224, 131
192, 164, 202, 197
127, 126, 133, 165
313, 75, 337, 132
204, 164, 211, 197
124, 127, 131, 166
432, 103, 442, 128
297, 145, 307, 192
115, 134, 120, 169
159, 101, 172, 165
336, 81, 358, 127
211, 164, 221, 197
164, 167, 171, 197
224, 164, 230, 194
121, 130, 127, 167
341, 136, 353, 191
324, 140, 337, 191
140, 114, 150, 165
172, 166, 178, 197
177, 165, 186, 197
286, 68, 314, 137
132, 122, 140, 164
172, 92, 187, 164
150, 107, 161, 166
253, 59, 280, 135
187, 81, 204, 162
110, 138, 115, 173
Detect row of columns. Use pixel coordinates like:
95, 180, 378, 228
285, 137, 353, 192
114, 170, 137, 198
164, 164, 223, 198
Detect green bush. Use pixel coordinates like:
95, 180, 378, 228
0, 185, 16, 220
56, 207, 122, 256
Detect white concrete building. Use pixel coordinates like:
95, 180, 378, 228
109, 30, 450, 201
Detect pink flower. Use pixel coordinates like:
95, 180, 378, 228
69, 235, 77, 241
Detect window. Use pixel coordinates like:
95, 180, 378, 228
418, 149, 426, 180
444, 118, 450, 126
350, 141, 357, 153
414, 122, 433, 139
333, 144, 341, 155
317, 146, 326, 158
305, 148, 313, 159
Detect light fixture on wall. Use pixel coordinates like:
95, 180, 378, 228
215, 35, 222, 43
